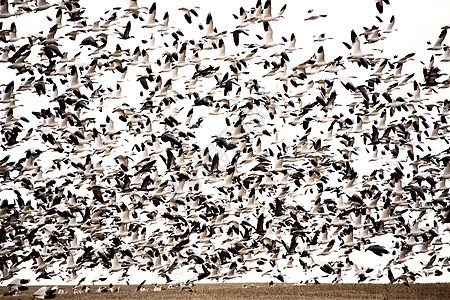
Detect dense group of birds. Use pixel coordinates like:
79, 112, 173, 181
1, 0, 449, 296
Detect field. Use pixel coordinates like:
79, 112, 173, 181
1, 283, 449, 300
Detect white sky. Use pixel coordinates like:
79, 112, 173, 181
1, 0, 449, 287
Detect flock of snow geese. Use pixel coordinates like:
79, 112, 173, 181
1, 0, 450, 295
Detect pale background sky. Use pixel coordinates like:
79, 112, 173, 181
1, 0, 449, 286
